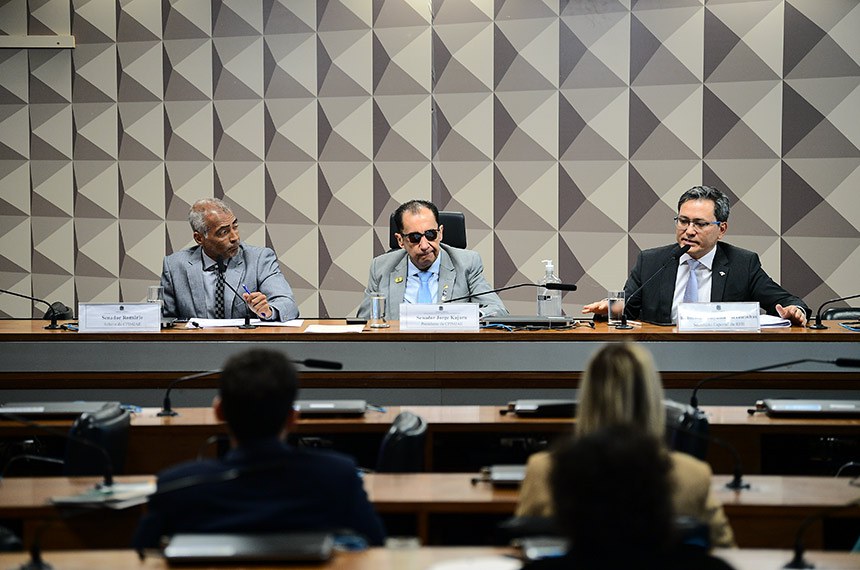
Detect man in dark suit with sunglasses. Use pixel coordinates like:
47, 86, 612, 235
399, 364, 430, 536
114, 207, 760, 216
357, 200, 508, 321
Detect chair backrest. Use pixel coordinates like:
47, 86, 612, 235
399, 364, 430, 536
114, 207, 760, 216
664, 400, 709, 460
64, 405, 131, 477
375, 411, 427, 472
822, 307, 860, 320
388, 211, 467, 250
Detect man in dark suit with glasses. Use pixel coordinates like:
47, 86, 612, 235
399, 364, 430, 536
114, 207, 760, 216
583, 186, 808, 326
357, 200, 508, 321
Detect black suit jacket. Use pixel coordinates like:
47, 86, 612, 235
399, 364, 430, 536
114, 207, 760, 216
132, 438, 385, 548
623, 242, 809, 325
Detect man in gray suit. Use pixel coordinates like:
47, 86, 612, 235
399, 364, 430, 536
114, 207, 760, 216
161, 198, 299, 322
357, 200, 508, 321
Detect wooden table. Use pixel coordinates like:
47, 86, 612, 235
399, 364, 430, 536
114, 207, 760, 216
0, 320, 856, 395
0, 547, 856, 570
2, 473, 857, 549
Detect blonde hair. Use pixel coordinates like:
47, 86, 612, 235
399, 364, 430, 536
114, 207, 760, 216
576, 342, 665, 440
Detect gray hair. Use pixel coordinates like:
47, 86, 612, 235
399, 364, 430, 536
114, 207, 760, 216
188, 198, 232, 235
678, 186, 730, 222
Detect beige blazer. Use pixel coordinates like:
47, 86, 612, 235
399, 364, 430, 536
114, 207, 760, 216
515, 449, 736, 548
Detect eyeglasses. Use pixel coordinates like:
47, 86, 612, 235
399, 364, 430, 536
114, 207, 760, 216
674, 216, 722, 230
401, 228, 440, 244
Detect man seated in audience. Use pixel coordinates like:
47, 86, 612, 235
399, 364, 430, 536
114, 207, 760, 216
133, 349, 385, 548
517, 342, 735, 548
357, 199, 508, 320
582, 186, 808, 326
522, 425, 735, 570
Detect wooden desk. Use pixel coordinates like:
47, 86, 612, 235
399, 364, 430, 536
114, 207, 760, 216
0, 547, 857, 570
0, 320, 856, 394
1, 405, 858, 475
2, 473, 857, 549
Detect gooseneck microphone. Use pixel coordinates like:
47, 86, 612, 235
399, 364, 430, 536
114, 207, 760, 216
444, 282, 577, 304
665, 418, 749, 491
806, 293, 860, 330
689, 358, 860, 409
158, 358, 343, 417
783, 497, 860, 568
614, 244, 690, 329
215, 258, 256, 329
0, 287, 73, 330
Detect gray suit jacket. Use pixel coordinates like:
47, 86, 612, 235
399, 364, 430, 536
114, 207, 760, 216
161, 244, 298, 321
357, 244, 508, 321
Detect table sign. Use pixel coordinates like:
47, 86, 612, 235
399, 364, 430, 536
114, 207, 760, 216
400, 303, 479, 331
677, 302, 760, 332
78, 302, 161, 333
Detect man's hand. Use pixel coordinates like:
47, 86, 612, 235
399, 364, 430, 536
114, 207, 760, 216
243, 291, 272, 320
582, 299, 609, 315
776, 304, 807, 327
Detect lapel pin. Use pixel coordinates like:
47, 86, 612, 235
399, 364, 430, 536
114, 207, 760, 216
719, 271, 725, 276
395, 276, 403, 283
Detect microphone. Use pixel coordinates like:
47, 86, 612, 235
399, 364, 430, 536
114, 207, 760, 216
0, 287, 73, 330
806, 293, 860, 329
444, 282, 577, 304
215, 258, 256, 329
783, 497, 860, 568
690, 358, 860, 409
158, 358, 343, 416
614, 244, 690, 329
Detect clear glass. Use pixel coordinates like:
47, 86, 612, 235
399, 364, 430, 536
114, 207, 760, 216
368, 293, 389, 328
147, 285, 164, 314
607, 290, 625, 326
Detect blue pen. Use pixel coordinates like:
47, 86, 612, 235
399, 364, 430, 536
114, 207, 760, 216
242, 285, 267, 318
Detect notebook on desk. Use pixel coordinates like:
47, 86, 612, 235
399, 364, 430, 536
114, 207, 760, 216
294, 400, 367, 417
0, 401, 121, 419
504, 399, 577, 418
763, 399, 860, 417
163, 532, 333, 564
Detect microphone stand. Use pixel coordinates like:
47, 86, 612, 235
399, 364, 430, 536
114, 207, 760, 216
615, 244, 690, 330
783, 498, 860, 569
0, 288, 72, 330
215, 267, 256, 329
806, 293, 860, 329
445, 282, 577, 303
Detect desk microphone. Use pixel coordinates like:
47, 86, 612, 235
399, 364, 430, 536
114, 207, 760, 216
0, 287, 73, 330
783, 497, 860, 568
664, 413, 749, 491
806, 293, 860, 330
216, 258, 256, 329
614, 244, 690, 329
690, 358, 860, 409
444, 282, 577, 304
158, 358, 343, 417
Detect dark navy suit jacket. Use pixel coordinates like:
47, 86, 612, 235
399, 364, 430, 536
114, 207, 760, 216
133, 438, 385, 548
623, 242, 809, 325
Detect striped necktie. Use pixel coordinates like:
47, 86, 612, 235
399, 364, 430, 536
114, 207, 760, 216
214, 267, 225, 318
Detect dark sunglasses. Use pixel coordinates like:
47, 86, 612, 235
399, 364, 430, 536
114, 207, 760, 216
401, 228, 440, 244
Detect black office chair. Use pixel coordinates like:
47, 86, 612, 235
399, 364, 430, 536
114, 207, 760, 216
822, 307, 860, 320
64, 405, 131, 477
664, 400, 709, 460
388, 211, 467, 250
375, 411, 427, 472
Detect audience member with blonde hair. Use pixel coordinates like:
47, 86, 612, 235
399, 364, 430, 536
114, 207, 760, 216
516, 342, 735, 548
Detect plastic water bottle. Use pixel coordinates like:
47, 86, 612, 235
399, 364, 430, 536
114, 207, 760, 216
537, 259, 562, 316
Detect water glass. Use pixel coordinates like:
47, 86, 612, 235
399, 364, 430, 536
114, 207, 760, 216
607, 290, 625, 326
369, 293, 389, 328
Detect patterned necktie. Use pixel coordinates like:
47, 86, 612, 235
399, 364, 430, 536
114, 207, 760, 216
417, 271, 433, 304
683, 258, 699, 303
214, 268, 225, 318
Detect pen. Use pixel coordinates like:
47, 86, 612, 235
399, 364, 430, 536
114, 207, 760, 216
242, 285, 267, 318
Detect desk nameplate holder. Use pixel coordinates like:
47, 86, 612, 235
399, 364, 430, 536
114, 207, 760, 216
677, 302, 760, 332
78, 302, 161, 333
400, 303, 479, 331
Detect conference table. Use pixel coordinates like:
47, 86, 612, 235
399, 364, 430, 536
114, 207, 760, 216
0, 547, 857, 570
2, 473, 858, 550
0, 320, 856, 398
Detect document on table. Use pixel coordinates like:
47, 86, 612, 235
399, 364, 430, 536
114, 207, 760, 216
760, 315, 791, 328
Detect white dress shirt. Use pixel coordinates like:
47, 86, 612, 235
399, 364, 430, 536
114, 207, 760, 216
671, 246, 717, 324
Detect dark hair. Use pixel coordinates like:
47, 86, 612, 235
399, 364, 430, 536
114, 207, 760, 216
551, 424, 675, 566
678, 186, 730, 222
393, 200, 439, 233
219, 349, 298, 443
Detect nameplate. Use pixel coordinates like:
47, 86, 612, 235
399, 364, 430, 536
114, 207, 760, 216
399, 303, 480, 331
677, 302, 760, 332
78, 302, 161, 333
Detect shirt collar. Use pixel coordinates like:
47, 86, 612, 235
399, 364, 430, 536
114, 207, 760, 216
680, 245, 716, 271
407, 255, 441, 276
202, 249, 229, 272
